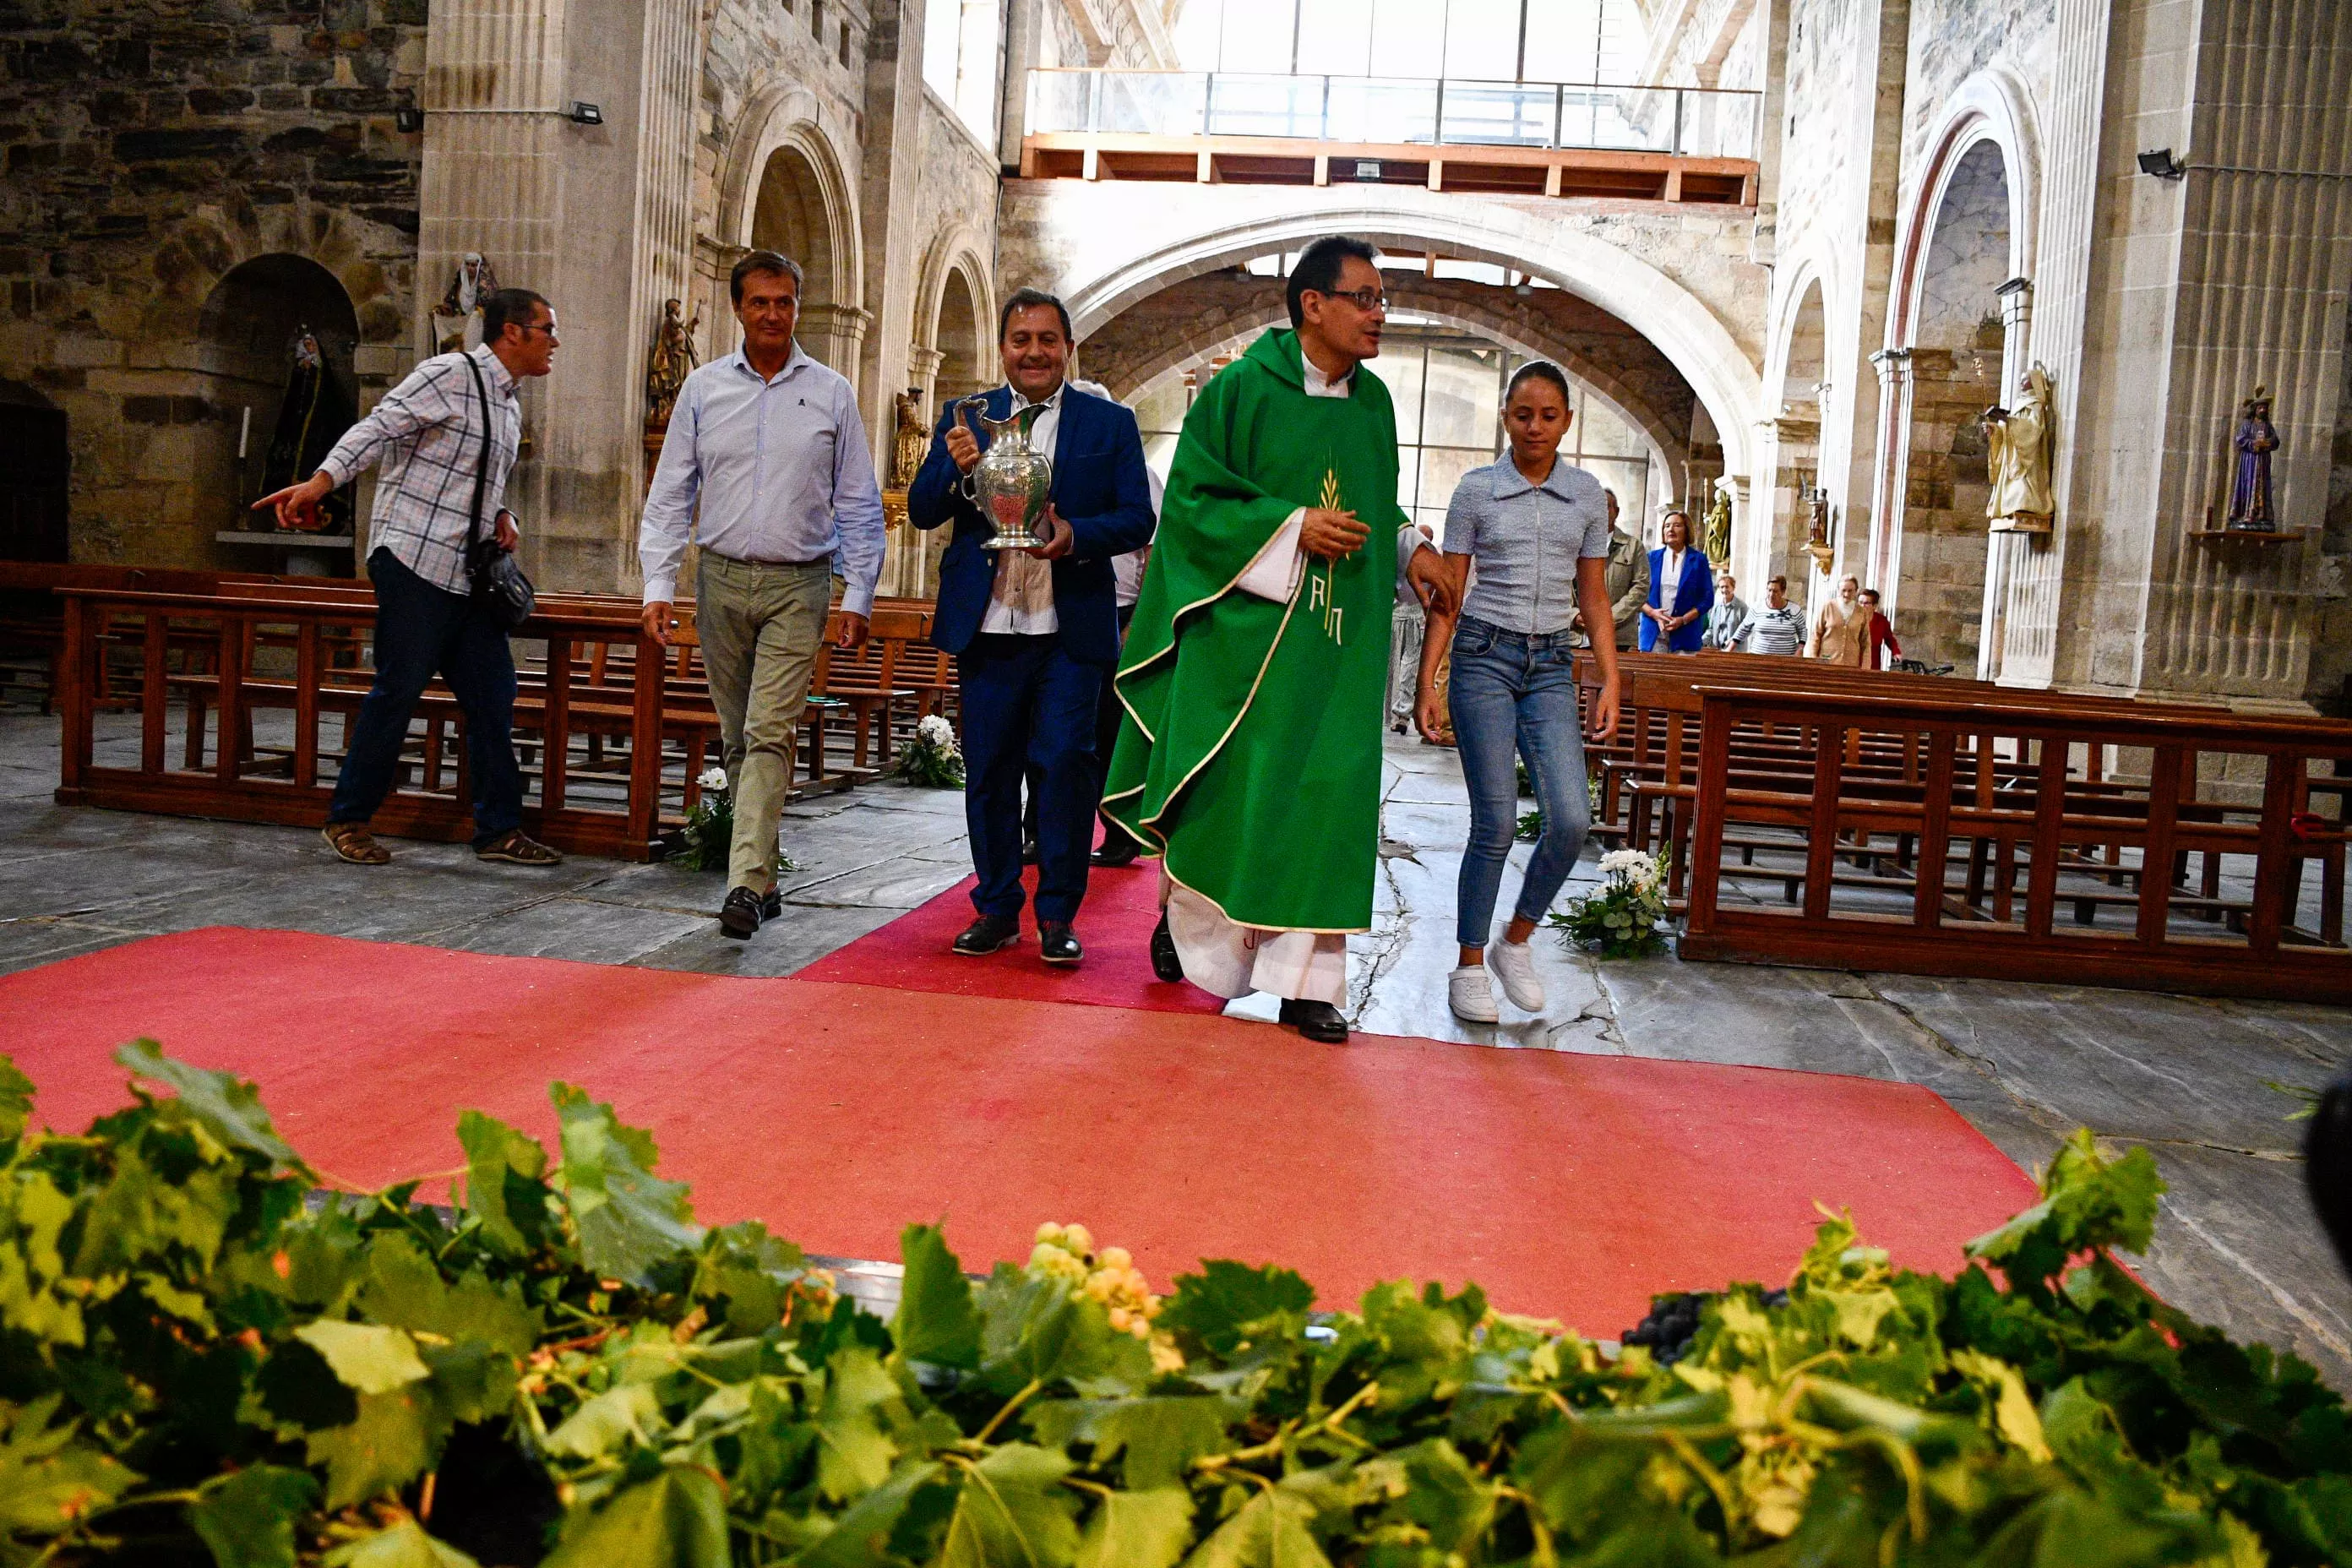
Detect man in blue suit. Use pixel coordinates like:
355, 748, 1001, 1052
1637, 506, 1715, 653
908, 287, 1156, 966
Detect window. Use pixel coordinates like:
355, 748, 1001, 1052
924, 0, 1002, 145
1173, 0, 1647, 83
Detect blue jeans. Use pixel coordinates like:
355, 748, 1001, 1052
328, 548, 523, 847
1446, 613, 1592, 947
959, 634, 1103, 924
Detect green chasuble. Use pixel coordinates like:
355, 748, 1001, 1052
1103, 329, 1408, 934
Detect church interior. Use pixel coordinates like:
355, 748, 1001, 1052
3, 0, 2351, 1560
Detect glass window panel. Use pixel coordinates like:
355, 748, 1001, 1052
1219, 0, 1298, 73
1596, 0, 1643, 82
1441, 0, 1519, 80
1170, 0, 1224, 69
1295, 0, 1372, 75
923, 0, 959, 100
1420, 342, 1501, 447
1522, 0, 1600, 81
1432, 259, 1508, 285
1573, 396, 1642, 459
1375, 346, 1425, 444
1418, 447, 1491, 514
1395, 446, 1421, 515
1366, 0, 1444, 77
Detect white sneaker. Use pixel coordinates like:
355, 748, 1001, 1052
1448, 964, 1499, 1023
1488, 939, 1546, 1012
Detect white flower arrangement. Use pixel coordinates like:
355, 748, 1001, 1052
900, 713, 966, 788
1550, 848, 1670, 958
697, 765, 730, 792
917, 715, 956, 750
674, 763, 792, 874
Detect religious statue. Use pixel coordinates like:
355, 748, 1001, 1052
1983, 361, 2056, 533
259, 327, 357, 532
2228, 386, 2280, 531
645, 297, 700, 427
431, 253, 499, 353
1805, 487, 1831, 549
1701, 478, 1732, 563
890, 389, 929, 491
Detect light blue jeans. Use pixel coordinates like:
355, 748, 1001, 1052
1446, 614, 1592, 948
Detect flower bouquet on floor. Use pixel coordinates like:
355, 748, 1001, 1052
678, 766, 792, 874
899, 713, 966, 788
1551, 847, 1669, 958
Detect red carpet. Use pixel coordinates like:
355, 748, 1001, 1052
0, 928, 2039, 1336
798, 858, 1223, 1014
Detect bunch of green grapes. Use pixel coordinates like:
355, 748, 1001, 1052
1030, 1222, 1185, 1372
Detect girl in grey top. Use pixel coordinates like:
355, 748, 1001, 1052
1415, 362, 1625, 1025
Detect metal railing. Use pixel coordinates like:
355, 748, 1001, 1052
1025, 68, 1761, 161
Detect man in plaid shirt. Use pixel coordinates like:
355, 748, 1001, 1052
255, 287, 563, 868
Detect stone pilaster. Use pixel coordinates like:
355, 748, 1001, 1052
1861, 346, 1911, 591
854, 0, 934, 478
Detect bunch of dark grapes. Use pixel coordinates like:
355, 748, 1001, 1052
1621, 1288, 1788, 1364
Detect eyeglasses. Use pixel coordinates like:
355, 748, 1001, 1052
519, 320, 561, 339
1312, 286, 1389, 314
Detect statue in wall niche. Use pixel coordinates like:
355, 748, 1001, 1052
1983, 361, 2055, 534
259, 327, 357, 533
645, 297, 701, 427
890, 389, 929, 491
1806, 487, 1831, 549
431, 253, 500, 353
2228, 386, 2280, 531
1701, 478, 1733, 564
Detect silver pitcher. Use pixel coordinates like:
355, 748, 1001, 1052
957, 395, 1054, 551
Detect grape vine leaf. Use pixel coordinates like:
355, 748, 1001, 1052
455, 1110, 553, 1257
796, 1460, 945, 1568
1183, 1482, 1331, 1568
977, 1265, 1134, 1396
294, 1320, 433, 1395
549, 1084, 701, 1287
304, 1389, 441, 1509
0, 1054, 32, 1144
1074, 1485, 1194, 1568
115, 1039, 311, 1175
1158, 1260, 1315, 1357
893, 1222, 982, 1370
935, 1443, 1080, 1568
188, 1465, 319, 1568
542, 1465, 729, 1568
1029, 1396, 1242, 1489
1966, 1130, 2162, 1291
320, 1519, 483, 1568
0, 1396, 138, 1538
545, 1381, 667, 1462
815, 1347, 902, 1502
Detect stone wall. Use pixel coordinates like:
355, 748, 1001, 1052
0, 0, 427, 567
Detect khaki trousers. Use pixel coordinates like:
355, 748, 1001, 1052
695, 553, 832, 892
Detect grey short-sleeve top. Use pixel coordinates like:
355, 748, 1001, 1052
1443, 457, 1612, 634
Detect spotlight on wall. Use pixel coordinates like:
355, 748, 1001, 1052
2137, 148, 2186, 179
395, 106, 423, 133
567, 101, 604, 126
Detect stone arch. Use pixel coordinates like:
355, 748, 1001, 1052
1752, 262, 1832, 591
913, 226, 997, 411
715, 86, 865, 371
0, 380, 69, 564
1887, 74, 2039, 351
135, 204, 403, 357
1054, 201, 1763, 478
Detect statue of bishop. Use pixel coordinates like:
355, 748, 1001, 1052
1983, 362, 2055, 533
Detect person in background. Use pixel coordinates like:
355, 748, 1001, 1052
1638, 508, 1712, 652
1860, 587, 1903, 670
1571, 488, 1649, 652
908, 289, 1156, 966
1085, 380, 1162, 870
1744, 575, 1805, 656
640, 250, 885, 939
260, 286, 563, 871
1414, 361, 1621, 1025
1701, 569, 1750, 651
1810, 573, 1868, 665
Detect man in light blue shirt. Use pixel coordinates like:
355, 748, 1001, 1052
638, 250, 887, 939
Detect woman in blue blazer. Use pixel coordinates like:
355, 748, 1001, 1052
1636, 508, 1714, 653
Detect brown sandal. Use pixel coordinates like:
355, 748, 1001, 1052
476, 829, 563, 866
322, 821, 390, 865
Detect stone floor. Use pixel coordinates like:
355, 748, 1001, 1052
2, 706, 2346, 1386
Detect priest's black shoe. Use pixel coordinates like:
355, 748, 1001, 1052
1150, 913, 1184, 983
1091, 838, 1140, 868
1278, 999, 1349, 1043
1039, 922, 1082, 966
952, 912, 1021, 956
719, 885, 779, 940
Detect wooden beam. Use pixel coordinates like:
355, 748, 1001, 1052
1082, 144, 1099, 181
1426, 159, 1443, 192
1544, 163, 1562, 197
1663, 167, 1684, 202
1197, 149, 1211, 182
1313, 152, 1328, 187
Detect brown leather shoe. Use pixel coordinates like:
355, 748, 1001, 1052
476, 829, 563, 866
322, 821, 390, 865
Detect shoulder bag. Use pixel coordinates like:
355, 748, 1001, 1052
462, 353, 537, 629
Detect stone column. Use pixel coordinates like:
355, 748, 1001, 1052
855, 0, 935, 479
1862, 346, 1912, 595
799, 302, 874, 379
1994, 277, 2033, 403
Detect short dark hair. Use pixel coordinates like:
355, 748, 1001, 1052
1505, 360, 1572, 405
1286, 236, 1379, 328
999, 286, 1071, 343
1859, 588, 1881, 604
730, 249, 804, 303
1767, 574, 1788, 591
481, 288, 549, 343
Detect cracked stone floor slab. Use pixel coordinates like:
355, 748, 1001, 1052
2, 710, 2347, 1386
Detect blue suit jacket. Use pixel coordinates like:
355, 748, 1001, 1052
906, 384, 1156, 666
1638, 547, 1716, 652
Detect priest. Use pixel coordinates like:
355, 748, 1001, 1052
1102, 236, 1451, 1043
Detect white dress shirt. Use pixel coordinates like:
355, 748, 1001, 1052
978, 384, 1064, 635
639, 342, 887, 616
1658, 547, 1687, 617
